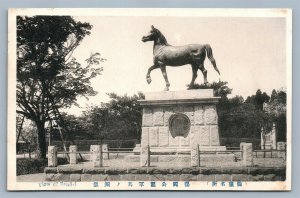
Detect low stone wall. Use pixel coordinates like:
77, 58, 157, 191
44, 167, 285, 182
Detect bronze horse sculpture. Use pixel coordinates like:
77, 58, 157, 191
142, 25, 220, 91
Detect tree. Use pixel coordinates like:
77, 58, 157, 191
193, 80, 232, 100
264, 89, 287, 142
16, 16, 105, 158
82, 105, 110, 141
245, 89, 270, 110
103, 92, 145, 141
270, 89, 277, 102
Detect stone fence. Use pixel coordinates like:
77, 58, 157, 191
48, 142, 260, 168
46, 143, 286, 182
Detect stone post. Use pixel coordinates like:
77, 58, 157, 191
48, 146, 57, 167
191, 144, 200, 167
240, 142, 253, 166
277, 142, 286, 160
69, 145, 78, 165
90, 145, 103, 167
140, 145, 150, 167
102, 144, 109, 160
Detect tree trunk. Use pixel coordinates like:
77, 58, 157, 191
35, 120, 47, 159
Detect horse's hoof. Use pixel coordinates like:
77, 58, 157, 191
146, 77, 152, 84
163, 87, 169, 91
188, 85, 194, 90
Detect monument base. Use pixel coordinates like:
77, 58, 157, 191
124, 153, 236, 163
126, 145, 234, 163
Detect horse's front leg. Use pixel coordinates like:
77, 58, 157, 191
160, 65, 170, 91
146, 65, 159, 84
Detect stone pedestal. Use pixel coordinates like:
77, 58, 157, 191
48, 146, 57, 167
69, 145, 78, 165
90, 145, 103, 167
277, 142, 286, 160
131, 89, 226, 164
240, 142, 253, 166
191, 144, 200, 167
102, 144, 109, 160
140, 145, 150, 167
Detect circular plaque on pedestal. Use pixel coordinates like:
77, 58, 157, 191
169, 113, 191, 138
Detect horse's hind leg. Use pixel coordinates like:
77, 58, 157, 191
199, 64, 208, 85
146, 65, 159, 84
188, 64, 198, 89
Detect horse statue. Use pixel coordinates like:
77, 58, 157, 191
142, 25, 220, 91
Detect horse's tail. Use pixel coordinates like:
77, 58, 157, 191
204, 44, 220, 75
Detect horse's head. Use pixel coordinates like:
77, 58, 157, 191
142, 25, 160, 42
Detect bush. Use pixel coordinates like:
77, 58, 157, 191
16, 158, 68, 175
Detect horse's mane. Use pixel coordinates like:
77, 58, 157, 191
156, 29, 171, 46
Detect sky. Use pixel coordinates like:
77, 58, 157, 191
65, 16, 287, 116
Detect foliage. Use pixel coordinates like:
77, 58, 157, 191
193, 80, 232, 99
194, 81, 286, 143
264, 89, 287, 141
264, 89, 286, 117
16, 16, 105, 158
57, 92, 145, 143
17, 121, 38, 148
16, 158, 68, 175
245, 89, 270, 110
103, 92, 145, 140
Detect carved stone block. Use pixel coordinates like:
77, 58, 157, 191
163, 106, 173, 126
141, 127, 149, 147
153, 107, 164, 126
158, 127, 169, 147
180, 136, 190, 146
102, 144, 109, 160
210, 125, 220, 146
190, 126, 201, 146
200, 126, 210, 146
194, 105, 204, 125
277, 142, 286, 160
241, 143, 253, 166
191, 144, 200, 167
48, 146, 57, 167
149, 127, 159, 146
140, 145, 150, 167
204, 105, 217, 125
90, 145, 102, 167
69, 145, 77, 165
169, 136, 179, 146
142, 108, 153, 127
184, 106, 194, 125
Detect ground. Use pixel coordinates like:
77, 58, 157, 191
17, 173, 45, 182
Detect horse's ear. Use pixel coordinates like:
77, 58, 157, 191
151, 25, 155, 30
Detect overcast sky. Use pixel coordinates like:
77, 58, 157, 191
66, 16, 287, 115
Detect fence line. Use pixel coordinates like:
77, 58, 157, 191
48, 142, 286, 168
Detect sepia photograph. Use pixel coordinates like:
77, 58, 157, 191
7, 8, 292, 191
